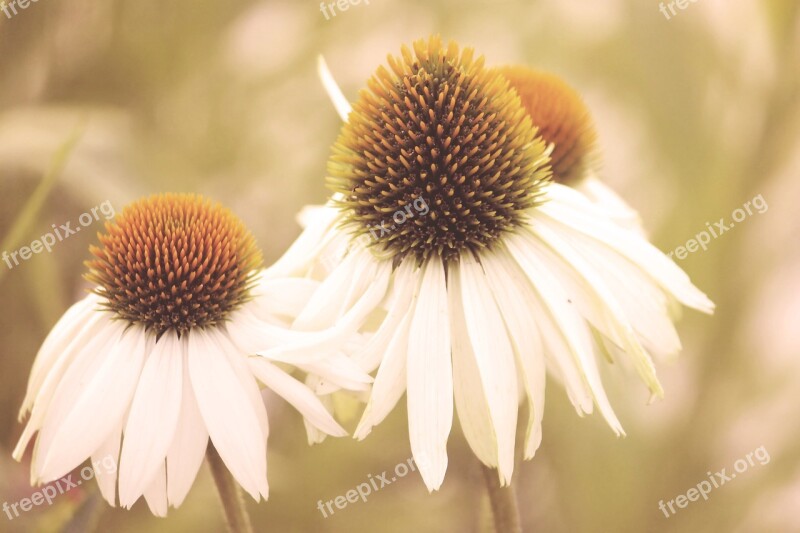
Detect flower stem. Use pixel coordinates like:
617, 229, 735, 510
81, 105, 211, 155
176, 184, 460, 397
206, 446, 254, 533
480, 463, 522, 533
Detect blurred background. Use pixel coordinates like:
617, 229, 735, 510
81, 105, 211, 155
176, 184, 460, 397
1, 0, 798, 531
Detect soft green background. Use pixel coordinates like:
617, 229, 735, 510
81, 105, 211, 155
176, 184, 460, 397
1, 0, 798, 531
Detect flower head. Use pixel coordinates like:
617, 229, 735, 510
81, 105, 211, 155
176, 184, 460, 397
328, 36, 550, 262
495, 66, 599, 185
14, 193, 366, 516
86, 194, 263, 335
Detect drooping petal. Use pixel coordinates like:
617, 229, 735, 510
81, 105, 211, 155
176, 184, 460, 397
302, 378, 335, 445
31, 317, 126, 482
188, 328, 269, 501
92, 423, 122, 506
480, 251, 547, 459
527, 217, 664, 396
248, 357, 346, 437
251, 276, 320, 319
455, 256, 518, 484
351, 256, 418, 373
551, 221, 683, 358
538, 183, 714, 313
20, 294, 100, 419
406, 256, 453, 491
166, 335, 209, 508
38, 324, 151, 483
118, 332, 184, 508
354, 303, 414, 440
142, 462, 168, 517
293, 351, 373, 393
261, 204, 341, 279
14, 311, 113, 463
506, 234, 625, 435
575, 176, 643, 232
292, 247, 390, 332
493, 244, 593, 417
448, 264, 499, 470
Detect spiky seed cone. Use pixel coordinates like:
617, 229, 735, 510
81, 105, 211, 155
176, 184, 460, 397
85, 193, 263, 336
495, 66, 599, 185
328, 35, 552, 263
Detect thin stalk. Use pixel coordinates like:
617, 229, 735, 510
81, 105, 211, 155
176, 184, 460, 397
480, 463, 523, 533
206, 446, 254, 533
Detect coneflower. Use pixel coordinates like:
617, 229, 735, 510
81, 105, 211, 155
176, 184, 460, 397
267, 35, 713, 503
13, 193, 369, 523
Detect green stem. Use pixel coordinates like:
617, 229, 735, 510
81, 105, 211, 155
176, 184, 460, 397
0, 126, 83, 285
480, 463, 522, 533
206, 446, 254, 533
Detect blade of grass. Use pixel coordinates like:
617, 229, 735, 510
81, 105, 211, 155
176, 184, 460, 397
0, 125, 85, 284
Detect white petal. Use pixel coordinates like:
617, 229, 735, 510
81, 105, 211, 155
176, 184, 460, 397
448, 265, 498, 470
505, 235, 625, 435
456, 256, 518, 483
225, 308, 305, 354
295, 204, 328, 229
248, 357, 346, 437
480, 251, 547, 460
119, 332, 184, 508
92, 423, 122, 506
317, 55, 352, 121
251, 276, 320, 319
354, 305, 413, 440
294, 352, 373, 393
575, 177, 644, 233
31, 318, 126, 482
553, 223, 683, 358
262, 204, 340, 279
143, 462, 168, 517
166, 335, 209, 508
351, 257, 419, 373
292, 248, 389, 332
538, 184, 714, 313
38, 324, 151, 483
20, 294, 100, 419
252, 251, 384, 364
526, 218, 663, 397
303, 385, 334, 445
490, 245, 592, 416
214, 329, 269, 443
14, 311, 112, 463
406, 256, 453, 491
188, 328, 269, 501
239, 307, 374, 392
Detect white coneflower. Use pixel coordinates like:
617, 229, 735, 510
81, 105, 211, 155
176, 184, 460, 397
266, 36, 714, 492
13, 193, 368, 518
